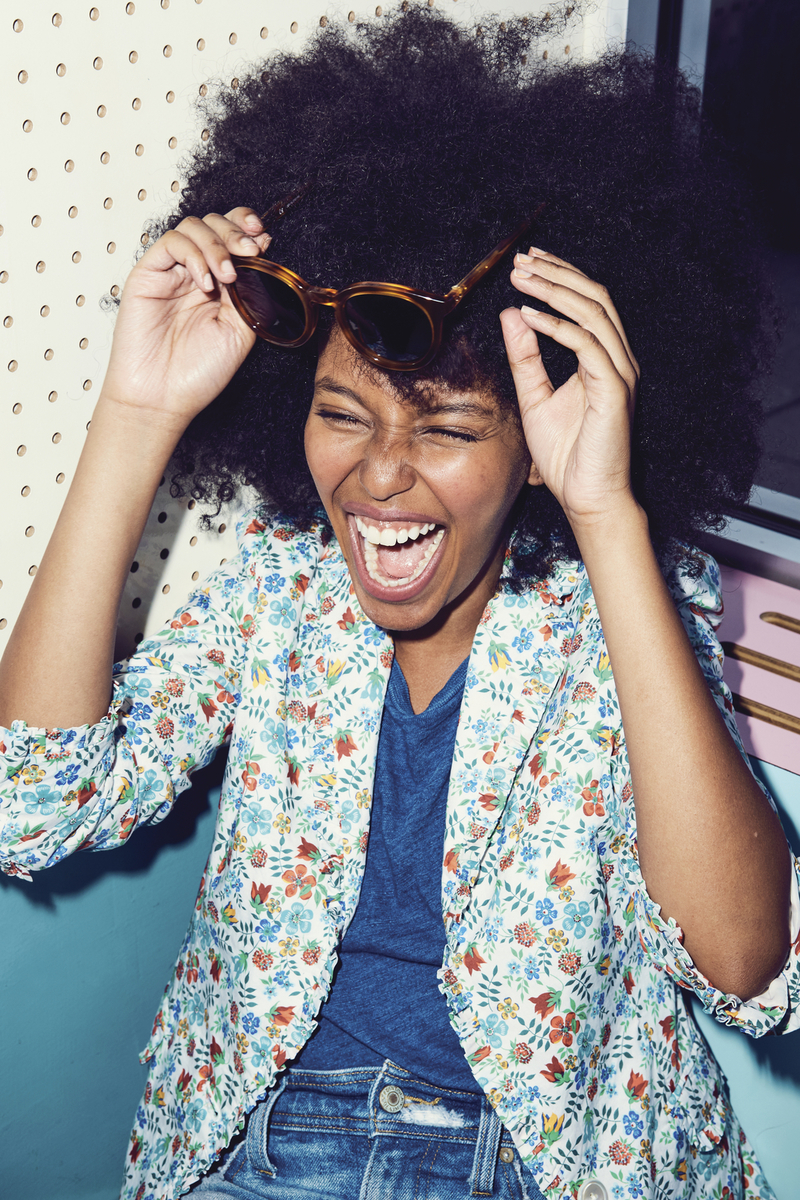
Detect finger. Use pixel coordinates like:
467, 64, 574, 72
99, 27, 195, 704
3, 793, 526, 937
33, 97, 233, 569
223, 207, 273, 254
518, 305, 634, 410
141, 227, 229, 293
514, 252, 639, 376
511, 264, 638, 393
499, 307, 555, 403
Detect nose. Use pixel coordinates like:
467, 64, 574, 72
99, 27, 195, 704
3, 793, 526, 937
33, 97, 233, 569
357, 432, 416, 501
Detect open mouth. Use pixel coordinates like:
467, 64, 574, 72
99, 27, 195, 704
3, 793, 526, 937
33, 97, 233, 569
349, 514, 446, 595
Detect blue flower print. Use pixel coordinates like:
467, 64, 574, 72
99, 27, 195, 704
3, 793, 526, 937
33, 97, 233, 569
269, 598, 296, 628
524, 954, 540, 981
130, 702, 153, 723
512, 627, 535, 653
259, 718, 286, 756
250, 1038, 274, 1069
264, 573, 285, 594
244, 801, 271, 838
338, 798, 358, 833
256, 918, 281, 944
623, 1112, 643, 1138
241, 1013, 260, 1035
186, 994, 205, 1027
54, 763, 80, 787
22, 785, 60, 816
535, 898, 557, 927
362, 624, 385, 646
185, 1099, 207, 1133
627, 1182, 644, 1198
478, 1012, 508, 1048
281, 902, 312, 937
563, 901, 592, 939
139, 769, 165, 806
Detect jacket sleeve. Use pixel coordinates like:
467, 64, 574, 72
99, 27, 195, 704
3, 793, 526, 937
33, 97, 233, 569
611, 549, 800, 1036
0, 520, 264, 881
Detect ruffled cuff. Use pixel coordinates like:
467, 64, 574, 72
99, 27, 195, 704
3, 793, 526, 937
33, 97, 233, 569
636, 854, 800, 1037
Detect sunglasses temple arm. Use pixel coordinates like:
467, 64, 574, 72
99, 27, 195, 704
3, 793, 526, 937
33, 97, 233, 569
444, 207, 544, 307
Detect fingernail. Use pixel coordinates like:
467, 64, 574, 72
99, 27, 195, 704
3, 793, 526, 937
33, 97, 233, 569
516, 253, 534, 264
514, 266, 534, 278
520, 305, 542, 318
528, 246, 547, 256
239, 234, 257, 247
221, 260, 236, 278
202, 273, 214, 292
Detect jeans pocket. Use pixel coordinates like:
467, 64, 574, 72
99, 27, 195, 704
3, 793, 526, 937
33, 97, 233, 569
242, 1077, 288, 1177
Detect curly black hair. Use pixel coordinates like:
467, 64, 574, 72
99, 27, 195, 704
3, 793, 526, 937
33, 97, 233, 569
153, 2, 773, 584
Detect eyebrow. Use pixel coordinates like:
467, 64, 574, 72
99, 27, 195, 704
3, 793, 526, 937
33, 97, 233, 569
313, 376, 497, 419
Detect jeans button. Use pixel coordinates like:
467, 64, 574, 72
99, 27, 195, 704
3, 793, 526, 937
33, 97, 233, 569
379, 1084, 405, 1113
498, 1147, 515, 1163
578, 1182, 608, 1200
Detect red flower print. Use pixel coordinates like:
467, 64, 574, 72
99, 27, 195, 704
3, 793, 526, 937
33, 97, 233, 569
380, 648, 394, 668
336, 606, 357, 631
271, 1005, 295, 1027
170, 612, 198, 630
560, 633, 583, 656
470, 822, 488, 838
527, 801, 541, 826
197, 1064, 215, 1092
478, 792, 498, 810
281, 867, 315, 898
581, 780, 605, 818
499, 850, 515, 870
242, 761, 261, 792
234, 1052, 244, 1074
469, 1045, 492, 1064
155, 716, 174, 739
602, 1023, 611, 1046
548, 860, 576, 888
250, 848, 267, 868
229, 1002, 239, 1025
609, 1140, 632, 1165
549, 1011, 580, 1047
302, 946, 321, 965
335, 732, 357, 760
541, 1055, 566, 1083
246, 518, 266, 534
571, 682, 596, 703
558, 950, 581, 976
129, 1134, 143, 1164
287, 758, 301, 786
514, 922, 537, 948
252, 949, 273, 971
444, 848, 460, 873
623, 970, 635, 995
463, 945, 486, 975
206, 649, 225, 664
238, 614, 256, 639
587, 1077, 598, 1100
626, 1071, 649, 1101
166, 677, 185, 697
530, 992, 557, 1020
251, 881, 272, 906
320, 597, 335, 615
513, 1043, 533, 1063
287, 700, 306, 721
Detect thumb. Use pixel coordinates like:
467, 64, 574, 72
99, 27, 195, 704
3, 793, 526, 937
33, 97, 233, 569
499, 307, 554, 407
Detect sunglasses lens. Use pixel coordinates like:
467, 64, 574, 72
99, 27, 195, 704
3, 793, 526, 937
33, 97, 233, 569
234, 267, 307, 342
344, 294, 433, 364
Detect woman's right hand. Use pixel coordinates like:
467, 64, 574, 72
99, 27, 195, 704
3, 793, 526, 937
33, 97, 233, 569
100, 207, 271, 429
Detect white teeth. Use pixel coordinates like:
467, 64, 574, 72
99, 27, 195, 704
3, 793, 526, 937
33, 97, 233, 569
396, 528, 409, 543
379, 528, 397, 547
354, 515, 439, 545
361, 527, 445, 588
408, 525, 420, 540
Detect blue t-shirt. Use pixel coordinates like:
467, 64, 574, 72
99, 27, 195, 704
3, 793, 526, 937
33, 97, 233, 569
296, 654, 480, 1091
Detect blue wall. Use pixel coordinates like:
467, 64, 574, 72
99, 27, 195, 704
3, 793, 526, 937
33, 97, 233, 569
2, 754, 799, 1200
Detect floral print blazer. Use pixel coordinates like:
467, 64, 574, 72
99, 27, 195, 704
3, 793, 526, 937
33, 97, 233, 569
1, 514, 799, 1200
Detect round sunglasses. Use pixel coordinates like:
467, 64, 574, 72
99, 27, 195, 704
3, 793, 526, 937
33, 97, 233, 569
227, 210, 540, 372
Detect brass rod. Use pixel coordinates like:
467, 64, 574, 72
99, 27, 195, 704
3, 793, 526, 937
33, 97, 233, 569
722, 641, 800, 683
731, 693, 800, 735
760, 611, 800, 636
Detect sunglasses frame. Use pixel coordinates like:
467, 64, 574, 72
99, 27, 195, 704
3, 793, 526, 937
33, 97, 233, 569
227, 207, 542, 371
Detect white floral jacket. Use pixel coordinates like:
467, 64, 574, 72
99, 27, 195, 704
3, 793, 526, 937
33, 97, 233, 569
2, 513, 799, 1200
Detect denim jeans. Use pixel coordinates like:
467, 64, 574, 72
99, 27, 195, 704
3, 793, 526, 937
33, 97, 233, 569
189, 1062, 546, 1200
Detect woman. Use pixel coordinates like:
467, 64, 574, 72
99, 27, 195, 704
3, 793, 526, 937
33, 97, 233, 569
1, 7, 797, 1200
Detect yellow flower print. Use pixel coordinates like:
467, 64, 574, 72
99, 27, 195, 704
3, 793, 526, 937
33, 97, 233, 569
236, 1031, 249, 1055
558, 885, 574, 902
21, 766, 46, 785
177, 1018, 189, 1039
327, 659, 346, 684
266, 897, 282, 916
541, 1112, 565, 1146
233, 830, 247, 852
498, 997, 519, 1020
356, 789, 371, 809
545, 928, 567, 952
279, 937, 299, 957
150, 690, 169, 710
273, 813, 291, 834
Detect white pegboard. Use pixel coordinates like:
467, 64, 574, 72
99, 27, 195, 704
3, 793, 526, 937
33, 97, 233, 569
1, 0, 627, 658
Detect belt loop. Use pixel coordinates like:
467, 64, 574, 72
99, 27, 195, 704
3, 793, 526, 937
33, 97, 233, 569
246, 1074, 288, 1176
469, 1098, 503, 1196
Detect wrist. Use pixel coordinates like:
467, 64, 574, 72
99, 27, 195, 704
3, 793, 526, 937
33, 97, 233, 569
567, 493, 649, 556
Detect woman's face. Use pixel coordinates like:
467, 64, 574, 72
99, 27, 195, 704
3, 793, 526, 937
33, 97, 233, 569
304, 333, 535, 637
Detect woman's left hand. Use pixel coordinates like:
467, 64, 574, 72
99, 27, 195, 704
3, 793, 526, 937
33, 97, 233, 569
499, 250, 641, 532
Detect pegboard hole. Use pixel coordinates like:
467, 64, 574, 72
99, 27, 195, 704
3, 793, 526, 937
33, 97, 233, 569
52, 13, 63, 26
157, 511, 167, 523
52, 432, 62, 443
28, 566, 37, 577
4, 317, 13, 328
48, 390, 58, 402
12, 401, 22, 412
44, 348, 54, 361
290, 21, 298, 33
218, 523, 227, 533
126, 2, 135, 14
13, 19, 24, 32
0, 273, 7, 284
320, 17, 327, 27
132, 97, 141, 110
140, 233, 149, 246
130, 561, 139, 573
135, 143, 145, 156
16, 443, 26, 455
93, 57, 103, 69
22, 119, 33, 133
36, 260, 46, 273
28, 168, 38, 181
100, 151, 110, 164
21, 486, 30, 497
103, 197, 113, 210
9, 361, 19, 373
72, 251, 81, 263
161, 0, 169, 7
189, 535, 198, 546
25, 527, 35, 538
229, 32, 237, 44
198, 83, 207, 96
187, 499, 196, 509
163, 44, 172, 57
83, 379, 92, 390
138, 188, 147, 200
131, 596, 142, 609
56, 472, 65, 483
161, 584, 171, 595
0, 619, 6, 631
79, 337, 89, 349
192, 570, 199, 580
166, 89, 175, 103
376, 6, 383, 14
65, 159, 74, 172
171, 180, 180, 192
40, 305, 50, 317
97, 104, 106, 117
18, 70, 29, 82
201, 129, 209, 142
167, 137, 176, 149
231, 77, 239, 89
90, 7, 99, 19
159, 548, 170, 560
197, 38, 205, 50
110, 285, 119, 297
348, 11, 355, 22
542, 49, 549, 60
31, 215, 42, 227
260, 26, 268, 38
76, 294, 85, 306
60, 112, 70, 124
56, 62, 66, 76
129, 50, 138, 63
